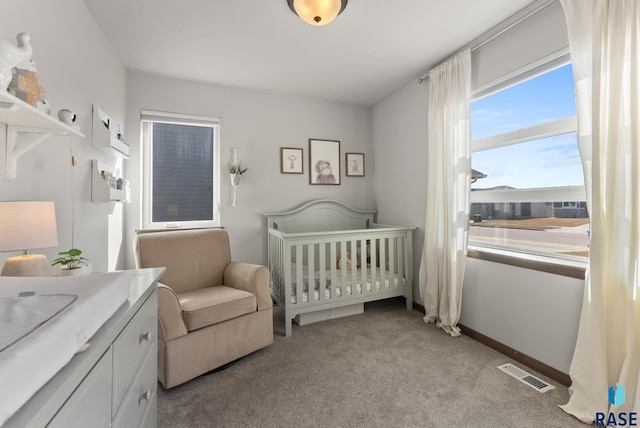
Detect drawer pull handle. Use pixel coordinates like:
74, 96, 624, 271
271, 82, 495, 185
139, 389, 151, 403
139, 332, 151, 343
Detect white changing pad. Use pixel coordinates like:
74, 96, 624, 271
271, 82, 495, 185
0, 294, 78, 352
0, 271, 132, 425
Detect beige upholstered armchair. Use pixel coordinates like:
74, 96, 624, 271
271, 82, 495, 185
134, 228, 273, 389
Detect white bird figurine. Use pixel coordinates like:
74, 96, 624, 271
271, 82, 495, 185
0, 32, 33, 91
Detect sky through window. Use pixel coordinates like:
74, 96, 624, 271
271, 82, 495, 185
471, 64, 582, 190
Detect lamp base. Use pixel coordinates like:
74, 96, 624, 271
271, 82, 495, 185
1, 254, 51, 277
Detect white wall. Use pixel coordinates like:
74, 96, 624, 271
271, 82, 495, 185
371, 1, 583, 373
372, 80, 428, 301
124, 72, 374, 267
460, 258, 583, 373
0, 0, 127, 273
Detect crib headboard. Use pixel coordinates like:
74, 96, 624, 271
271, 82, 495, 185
265, 200, 377, 233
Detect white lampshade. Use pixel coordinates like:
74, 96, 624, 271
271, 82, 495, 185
0, 201, 58, 277
289, 0, 347, 26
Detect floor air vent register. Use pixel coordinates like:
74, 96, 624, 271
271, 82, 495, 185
497, 363, 556, 393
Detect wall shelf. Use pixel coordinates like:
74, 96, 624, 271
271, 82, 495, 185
92, 104, 129, 158
0, 91, 84, 180
91, 159, 130, 203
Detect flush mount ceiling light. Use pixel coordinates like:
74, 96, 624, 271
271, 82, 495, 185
287, 0, 348, 26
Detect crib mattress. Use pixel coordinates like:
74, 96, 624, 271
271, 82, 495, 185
290, 266, 400, 304
0, 271, 132, 425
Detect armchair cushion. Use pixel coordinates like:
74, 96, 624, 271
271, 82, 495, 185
178, 286, 257, 331
135, 229, 231, 294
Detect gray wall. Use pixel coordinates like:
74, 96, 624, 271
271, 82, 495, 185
124, 72, 374, 267
372, 80, 428, 301
460, 258, 583, 373
0, 0, 128, 273
370, 1, 582, 374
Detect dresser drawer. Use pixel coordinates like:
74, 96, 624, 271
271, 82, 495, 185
47, 348, 112, 428
112, 345, 156, 428
112, 292, 157, 415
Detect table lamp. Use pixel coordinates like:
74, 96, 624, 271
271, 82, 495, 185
0, 201, 58, 277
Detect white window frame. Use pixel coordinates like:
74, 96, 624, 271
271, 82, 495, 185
469, 52, 587, 260
141, 110, 221, 230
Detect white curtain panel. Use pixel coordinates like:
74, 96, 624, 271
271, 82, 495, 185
560, 0, 640, 422
418, 49, 471, 337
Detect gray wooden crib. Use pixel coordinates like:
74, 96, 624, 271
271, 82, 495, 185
266, 200, 415, 337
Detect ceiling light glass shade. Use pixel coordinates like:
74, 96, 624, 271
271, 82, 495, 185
288, 0, 348, 26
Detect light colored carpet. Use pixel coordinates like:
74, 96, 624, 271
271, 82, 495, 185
157, 299, 586, 427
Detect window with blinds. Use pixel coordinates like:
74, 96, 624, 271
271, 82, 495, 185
141, 111, 220, 229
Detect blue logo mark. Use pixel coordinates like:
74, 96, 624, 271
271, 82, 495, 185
609, 383, 625, 408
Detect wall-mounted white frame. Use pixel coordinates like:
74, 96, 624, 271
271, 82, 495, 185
92, 104, 130, 158
91, 159, 130, 203
1, 91, 84, 180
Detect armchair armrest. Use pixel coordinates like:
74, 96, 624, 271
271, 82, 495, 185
157, 282, 188, 341
224, 262, 272, 311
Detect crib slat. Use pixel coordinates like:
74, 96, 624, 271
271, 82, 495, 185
405, 231, 414, 309
283, 241, 292, 304
359, 238, 367, 293
295, 245, 304, 301
340, 241, 348, 295
330, 242, 337, 299
307, 243, 315, 302
268, 234, 275, 296
350, 239, 357, 294
328, 242, 338, 299
280, 236, 285, 301
389, 237, 396, 289
397, 236, 404, 287
370, 238, 377, 292
273, 234, 281, 298
272, 234, 277, 299
380, 237, 386, 288
319, 242, 326, 300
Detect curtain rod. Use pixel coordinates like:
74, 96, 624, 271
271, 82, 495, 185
418, 0, 557, 83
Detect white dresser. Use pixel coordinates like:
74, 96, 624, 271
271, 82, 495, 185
4, 268, 164, 428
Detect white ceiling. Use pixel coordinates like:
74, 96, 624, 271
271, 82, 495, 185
82, 0, 536, 107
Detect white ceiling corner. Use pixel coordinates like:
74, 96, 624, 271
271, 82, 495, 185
82, 0, 537, 106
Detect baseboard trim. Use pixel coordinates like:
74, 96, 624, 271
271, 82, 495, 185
412, 302, 571, 387
457, 323, 571, 387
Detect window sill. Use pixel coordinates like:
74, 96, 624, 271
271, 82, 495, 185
135, 226, 223, 235
467, 245, 587, 280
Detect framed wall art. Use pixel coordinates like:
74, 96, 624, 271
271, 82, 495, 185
280, 147, 304, 174
345, 152, 365, 177
309, 139, 340, 185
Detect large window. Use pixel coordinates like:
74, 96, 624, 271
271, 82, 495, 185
141, 111, 220, 229
469, 61, 589, 259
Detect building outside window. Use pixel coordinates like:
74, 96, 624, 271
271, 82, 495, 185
469, 60, 589, 259
141, 111, 221, 229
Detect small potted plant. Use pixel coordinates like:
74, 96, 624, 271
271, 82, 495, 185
229, 161, 248, 182
52, 248, 91, 276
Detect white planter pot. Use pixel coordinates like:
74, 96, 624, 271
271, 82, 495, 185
230, 174, 240, 206
57, 264, 93, 277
